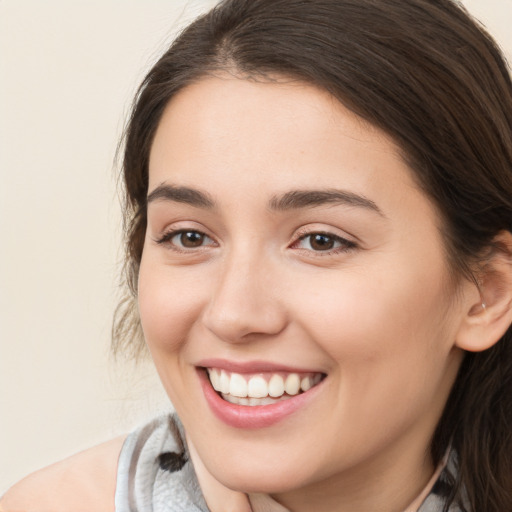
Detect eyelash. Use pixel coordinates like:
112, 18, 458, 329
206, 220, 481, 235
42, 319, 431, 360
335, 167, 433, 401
154, 229, 216, 252
291, 230, 357, 255
154, 228, 357, 255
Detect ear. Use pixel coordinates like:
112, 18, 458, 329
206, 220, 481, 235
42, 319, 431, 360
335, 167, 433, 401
455, 231, 512, 352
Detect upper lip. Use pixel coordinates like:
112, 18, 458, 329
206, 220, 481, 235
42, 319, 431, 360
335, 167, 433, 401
196, 358, 325, 374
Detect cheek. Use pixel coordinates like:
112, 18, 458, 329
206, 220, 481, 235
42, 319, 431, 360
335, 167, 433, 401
137, 253, 213, 422
290, 256, 456, 396
282, 262, 459, 461
137, 256, 206, 354
294, 272, 444, 351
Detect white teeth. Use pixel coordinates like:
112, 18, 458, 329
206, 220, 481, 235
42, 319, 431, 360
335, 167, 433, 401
284, 373, 301, 395
222, 393, 291, 406
209, 369, 220, 390
223, 394, 239, 404
268, 374, 285, 397
247, 376, 268, 398
207, 368, 324, 403
229, 373, 248, 397
219, 370, 230, 394
301, 376, 311, 392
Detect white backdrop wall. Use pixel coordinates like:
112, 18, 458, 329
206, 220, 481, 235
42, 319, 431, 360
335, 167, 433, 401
1, 0, 511, 495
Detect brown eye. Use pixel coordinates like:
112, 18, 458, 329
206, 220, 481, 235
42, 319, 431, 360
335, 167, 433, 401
155, 228, 215, 250
293, 232, 356, 254
179, 231, 206, 248
309, 234, 335, 251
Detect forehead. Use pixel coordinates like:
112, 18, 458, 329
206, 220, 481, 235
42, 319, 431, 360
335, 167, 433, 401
148, 76, 427, 217
151, 75, 396, 155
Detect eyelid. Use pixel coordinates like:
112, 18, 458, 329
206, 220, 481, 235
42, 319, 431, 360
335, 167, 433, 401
293, 225, 356, 242
290, 227, 358, 254
153, 225, 218, 250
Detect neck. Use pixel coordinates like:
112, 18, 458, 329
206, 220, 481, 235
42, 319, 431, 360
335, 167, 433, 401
188, 433, 439, 512
267, 444, 435, 512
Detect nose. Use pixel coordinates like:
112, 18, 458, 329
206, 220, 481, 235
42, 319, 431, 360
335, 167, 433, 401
201, 252, 288, 343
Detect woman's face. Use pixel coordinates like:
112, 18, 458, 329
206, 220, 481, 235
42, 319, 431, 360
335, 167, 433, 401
138, 76, 467, 498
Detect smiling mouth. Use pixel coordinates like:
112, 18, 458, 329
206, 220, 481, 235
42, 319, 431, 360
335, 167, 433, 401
206, 368, 325, 406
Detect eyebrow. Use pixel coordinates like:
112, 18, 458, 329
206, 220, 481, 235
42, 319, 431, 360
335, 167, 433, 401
147, 184, 215, 208
269, 189, 384, 216
147, 184, 384, 217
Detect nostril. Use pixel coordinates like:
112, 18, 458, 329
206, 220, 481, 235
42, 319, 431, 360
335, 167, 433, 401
201, 304, 287, 343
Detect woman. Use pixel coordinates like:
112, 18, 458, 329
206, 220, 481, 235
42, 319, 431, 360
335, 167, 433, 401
2, 0, 511, 511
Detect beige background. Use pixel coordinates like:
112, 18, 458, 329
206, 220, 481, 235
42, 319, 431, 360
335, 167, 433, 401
0, 0, 511, 495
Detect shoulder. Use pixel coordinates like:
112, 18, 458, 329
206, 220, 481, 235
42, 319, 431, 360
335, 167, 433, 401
0, 435, 127, 512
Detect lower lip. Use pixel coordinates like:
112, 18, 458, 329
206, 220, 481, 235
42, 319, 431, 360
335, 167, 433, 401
198, 369, 324, 429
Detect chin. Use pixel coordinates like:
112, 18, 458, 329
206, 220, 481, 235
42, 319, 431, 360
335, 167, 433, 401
215, 462, 313, 495
197, 439, 324, 495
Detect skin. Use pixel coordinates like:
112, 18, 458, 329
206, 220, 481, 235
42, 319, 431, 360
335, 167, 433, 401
138, 75, 478, 512
0, 435, 126, 511
3, 76, 510, 511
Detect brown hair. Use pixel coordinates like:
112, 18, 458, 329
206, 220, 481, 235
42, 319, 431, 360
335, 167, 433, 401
114, 0, 512, 509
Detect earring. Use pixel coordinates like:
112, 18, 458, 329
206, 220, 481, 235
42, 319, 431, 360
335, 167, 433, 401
481, 302, 487, 310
